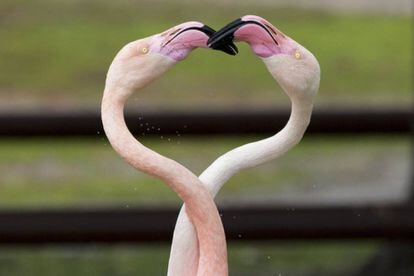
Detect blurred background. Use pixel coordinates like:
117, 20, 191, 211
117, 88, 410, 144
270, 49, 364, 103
0, 0, 412, 275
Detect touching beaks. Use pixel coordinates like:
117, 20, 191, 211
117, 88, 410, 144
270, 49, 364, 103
208, 18, 245, 50
201, 25, 238, 56
207, 18, 245, 49
165, 24, 238, 56
197, 25, 238, 55
208, 17, 278, 51
211, 38, 239, 56
207, 19, 244, 55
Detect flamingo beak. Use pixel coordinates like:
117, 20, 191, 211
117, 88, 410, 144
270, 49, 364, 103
208, 18, 277, 50
211, 38, 239, 56
199, 25, 238, 55
165, 24, 239, 56
207, 18, 245, 50
198, 25, 238, 55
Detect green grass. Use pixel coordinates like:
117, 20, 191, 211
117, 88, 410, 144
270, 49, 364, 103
0, 136, 409, 208
0, 0, 411, 107
0, 242, 378, 276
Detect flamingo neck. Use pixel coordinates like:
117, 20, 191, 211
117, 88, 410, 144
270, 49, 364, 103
200, 93, 313, 195
102, 85, 228, 276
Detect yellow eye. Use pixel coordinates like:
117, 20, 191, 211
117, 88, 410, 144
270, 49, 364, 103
139, 46, 149, 55
294, 51, 301, 60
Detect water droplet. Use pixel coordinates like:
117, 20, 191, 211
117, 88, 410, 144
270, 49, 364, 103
267, 256, 271, 260
238, 234, 242, 238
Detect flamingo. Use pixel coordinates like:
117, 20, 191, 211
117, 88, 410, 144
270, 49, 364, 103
101, 22, 237, 276
168, 15, 320, 276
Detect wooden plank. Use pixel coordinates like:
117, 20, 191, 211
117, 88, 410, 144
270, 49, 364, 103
0, 107, 411, 137
0, 203, 413, 244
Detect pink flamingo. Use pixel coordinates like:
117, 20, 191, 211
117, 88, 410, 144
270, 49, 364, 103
101, 22, 236, 276
168, 15, 320, 276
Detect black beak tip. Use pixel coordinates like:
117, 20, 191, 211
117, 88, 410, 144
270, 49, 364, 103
197, 24, 238, 56
207, 18, 245, 56
211, 41, 239, 56
199, 24, 216, 36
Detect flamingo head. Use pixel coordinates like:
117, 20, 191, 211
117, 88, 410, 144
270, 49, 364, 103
105, 22, 237, 95
208, 15, 320, 101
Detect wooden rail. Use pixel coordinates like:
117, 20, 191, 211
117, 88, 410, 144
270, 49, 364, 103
1, 203, 413, 245
0, 107, 411, 137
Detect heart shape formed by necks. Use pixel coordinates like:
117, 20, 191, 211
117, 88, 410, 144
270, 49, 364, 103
103, 17, 320, 276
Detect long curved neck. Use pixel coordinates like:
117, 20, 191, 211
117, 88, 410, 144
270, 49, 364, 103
102, 90, 190, 196
199, 97, 313, 195
102, 85, 228, 276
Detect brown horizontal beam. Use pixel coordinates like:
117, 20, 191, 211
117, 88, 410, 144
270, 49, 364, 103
0, 203, 413, 245
0, 107, 411, 137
